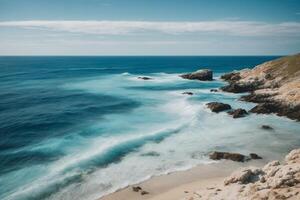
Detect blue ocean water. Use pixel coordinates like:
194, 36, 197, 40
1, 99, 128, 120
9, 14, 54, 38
0, 56, 300, 200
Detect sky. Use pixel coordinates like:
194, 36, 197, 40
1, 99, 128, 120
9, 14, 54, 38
0, 0, 300, 55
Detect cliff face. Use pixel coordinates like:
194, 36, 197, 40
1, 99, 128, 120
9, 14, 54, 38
221, 53, 300, 120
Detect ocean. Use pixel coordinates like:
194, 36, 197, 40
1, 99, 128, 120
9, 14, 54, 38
1, 56, 300, 200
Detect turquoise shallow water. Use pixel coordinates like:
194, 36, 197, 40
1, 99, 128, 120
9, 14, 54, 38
0, 56, 299, 200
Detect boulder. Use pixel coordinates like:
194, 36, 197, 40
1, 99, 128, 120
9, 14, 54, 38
227, 109, 248, 118
209, 151, 245, 162
180, 69, 213, 81
138, 76, 152, 80
182, 92, 193, 95
206, 102, 232, 113
250, 153, 262, 159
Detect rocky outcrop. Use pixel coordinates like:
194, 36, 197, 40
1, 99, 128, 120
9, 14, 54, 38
209, 151, 262, 162
225, 149, 300, 198
209, 151, 246, 162
227, 109, 248, 118
189, 149, 300, 200
239, 92, 275, 103
220, 72, 241, 82
221, 81, 262, 93
224, 167, 262, 185
180, 69, 213, 81
220, 53, 300, 121
206, 102, 231, 113
249, 102, 300, 120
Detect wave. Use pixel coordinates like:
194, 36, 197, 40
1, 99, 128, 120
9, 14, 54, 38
3, 122, 188, 200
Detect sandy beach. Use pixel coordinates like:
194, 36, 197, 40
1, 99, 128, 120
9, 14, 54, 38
100, 159, 266, 200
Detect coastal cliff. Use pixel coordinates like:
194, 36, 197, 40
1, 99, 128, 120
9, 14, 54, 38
221, 53, 300, 121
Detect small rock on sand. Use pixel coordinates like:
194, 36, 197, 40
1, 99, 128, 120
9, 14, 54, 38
141, 190, 149, 195
132, 186, 142, 192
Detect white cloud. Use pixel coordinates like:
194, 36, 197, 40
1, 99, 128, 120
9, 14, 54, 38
0, 20, 300, 37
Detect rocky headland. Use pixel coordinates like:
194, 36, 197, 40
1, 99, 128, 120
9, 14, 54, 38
221, 53, 300, 121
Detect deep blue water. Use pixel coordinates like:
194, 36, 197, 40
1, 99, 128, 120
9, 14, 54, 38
1, 56, 299, 200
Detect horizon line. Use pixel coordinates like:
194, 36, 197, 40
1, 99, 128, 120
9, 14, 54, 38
0, 54, 285, 57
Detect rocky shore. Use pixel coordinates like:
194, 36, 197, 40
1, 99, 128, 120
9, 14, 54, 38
220, 53, 300, 121
185, 149, 300, 200
101, 149, 299, 200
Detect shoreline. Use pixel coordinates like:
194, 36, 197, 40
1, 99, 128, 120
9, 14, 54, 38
99, 159, 266, 200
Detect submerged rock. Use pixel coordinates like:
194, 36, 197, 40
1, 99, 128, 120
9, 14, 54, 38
206, 102, 232, 113
138, 76, 152, 80
140, 151, 160, 157
261, 125, 273, 130
180, 69, 213, 81
209, 151, 245, 162
227, 108, 248, 118
249, 153, 263, 159
182, 92, 194, 95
